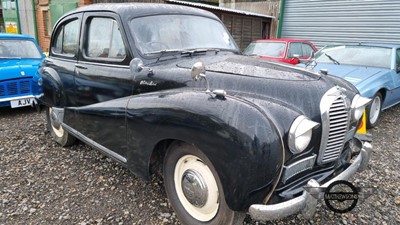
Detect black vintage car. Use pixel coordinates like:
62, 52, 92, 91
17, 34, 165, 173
38, 3, 373, 225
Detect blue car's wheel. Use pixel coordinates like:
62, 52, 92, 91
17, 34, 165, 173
366, 92, 382, 128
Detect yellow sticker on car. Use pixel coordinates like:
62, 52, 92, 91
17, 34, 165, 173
356, 110, 367, 134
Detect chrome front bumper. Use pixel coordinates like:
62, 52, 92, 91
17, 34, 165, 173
249, 141, 372, 221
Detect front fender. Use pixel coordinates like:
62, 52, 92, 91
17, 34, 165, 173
125, 90, 284, 211
355, 71, 394, 99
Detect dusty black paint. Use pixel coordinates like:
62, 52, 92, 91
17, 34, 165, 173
38, 3, 360, 212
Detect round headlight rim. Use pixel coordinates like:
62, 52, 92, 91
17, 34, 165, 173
351, 94, 371, 121
288, 115, 320, 154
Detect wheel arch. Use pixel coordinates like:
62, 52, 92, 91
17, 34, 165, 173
379, 88, 387, 102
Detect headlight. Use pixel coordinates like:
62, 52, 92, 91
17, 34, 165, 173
288, 116, 320, 154
351, 94, 371, 121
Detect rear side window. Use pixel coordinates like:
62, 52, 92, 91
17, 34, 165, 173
86, 17, 126, 59
52, 19, 80, 56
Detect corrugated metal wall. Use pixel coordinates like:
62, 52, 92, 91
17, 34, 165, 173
281, 0, 400, 48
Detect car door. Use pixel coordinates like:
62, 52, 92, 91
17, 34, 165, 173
45, 13, 82, 127
380, 48, 400, 108
74, 12, 133, 158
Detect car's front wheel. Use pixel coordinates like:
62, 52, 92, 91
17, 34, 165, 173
46, 107, 76, 147
163, 142, 244, 225
366, 92, 383, 128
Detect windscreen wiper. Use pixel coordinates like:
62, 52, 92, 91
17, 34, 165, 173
325, 53, 340, 65
145, 49, 185, 63
181, 48, 220, 56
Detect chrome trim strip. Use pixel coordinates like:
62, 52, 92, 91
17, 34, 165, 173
62, 123, 127, 163
249, 141, 372, 221
75, 61, 130, 68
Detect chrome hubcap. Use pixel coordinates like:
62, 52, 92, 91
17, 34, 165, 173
50, 110, 61, 129
181, 169, 208, 208
174, 155, 219, 221
49, 107, 64, 137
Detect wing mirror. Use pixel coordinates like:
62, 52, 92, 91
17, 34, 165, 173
130, 58, 145, 73
130, 58, 153, 76
191, 62, 210, 92
190, 61, 226, 98
191, 62, 206, 81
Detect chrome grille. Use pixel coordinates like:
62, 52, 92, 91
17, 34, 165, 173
318, 87, 350, 164
323, 97, 349, 162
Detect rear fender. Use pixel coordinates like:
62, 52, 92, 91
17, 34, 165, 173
38, 67, 64, 107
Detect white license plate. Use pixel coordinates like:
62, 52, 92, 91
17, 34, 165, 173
10, 98, 34, 108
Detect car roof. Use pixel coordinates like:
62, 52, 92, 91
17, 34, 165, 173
253, 38, 313, 43
325, 42, 400, 49
0, 33, 36, 40
64, 3, 219, 20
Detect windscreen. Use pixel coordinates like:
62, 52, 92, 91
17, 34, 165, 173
315, 45, 392, 68
0, 39, 42, 59
129, 15, 238, 54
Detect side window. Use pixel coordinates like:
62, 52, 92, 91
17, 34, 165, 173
287, 42, 302, 58
52, 19, 80, 56
302, 43, 315, 58
86, 17, 126, 59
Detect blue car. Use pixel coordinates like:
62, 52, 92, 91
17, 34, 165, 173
0, 33, 45, 108
301, 43, 400, 128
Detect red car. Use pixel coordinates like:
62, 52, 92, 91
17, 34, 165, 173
243, 38, 318, 65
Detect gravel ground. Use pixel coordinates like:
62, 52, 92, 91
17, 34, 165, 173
1, 105, 399, 225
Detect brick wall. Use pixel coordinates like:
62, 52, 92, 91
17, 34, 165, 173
36, 6, 51, 52
35, 0, 93, 52
79, 0, 93, 7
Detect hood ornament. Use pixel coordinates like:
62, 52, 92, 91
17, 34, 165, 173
21, 71, 25, 76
